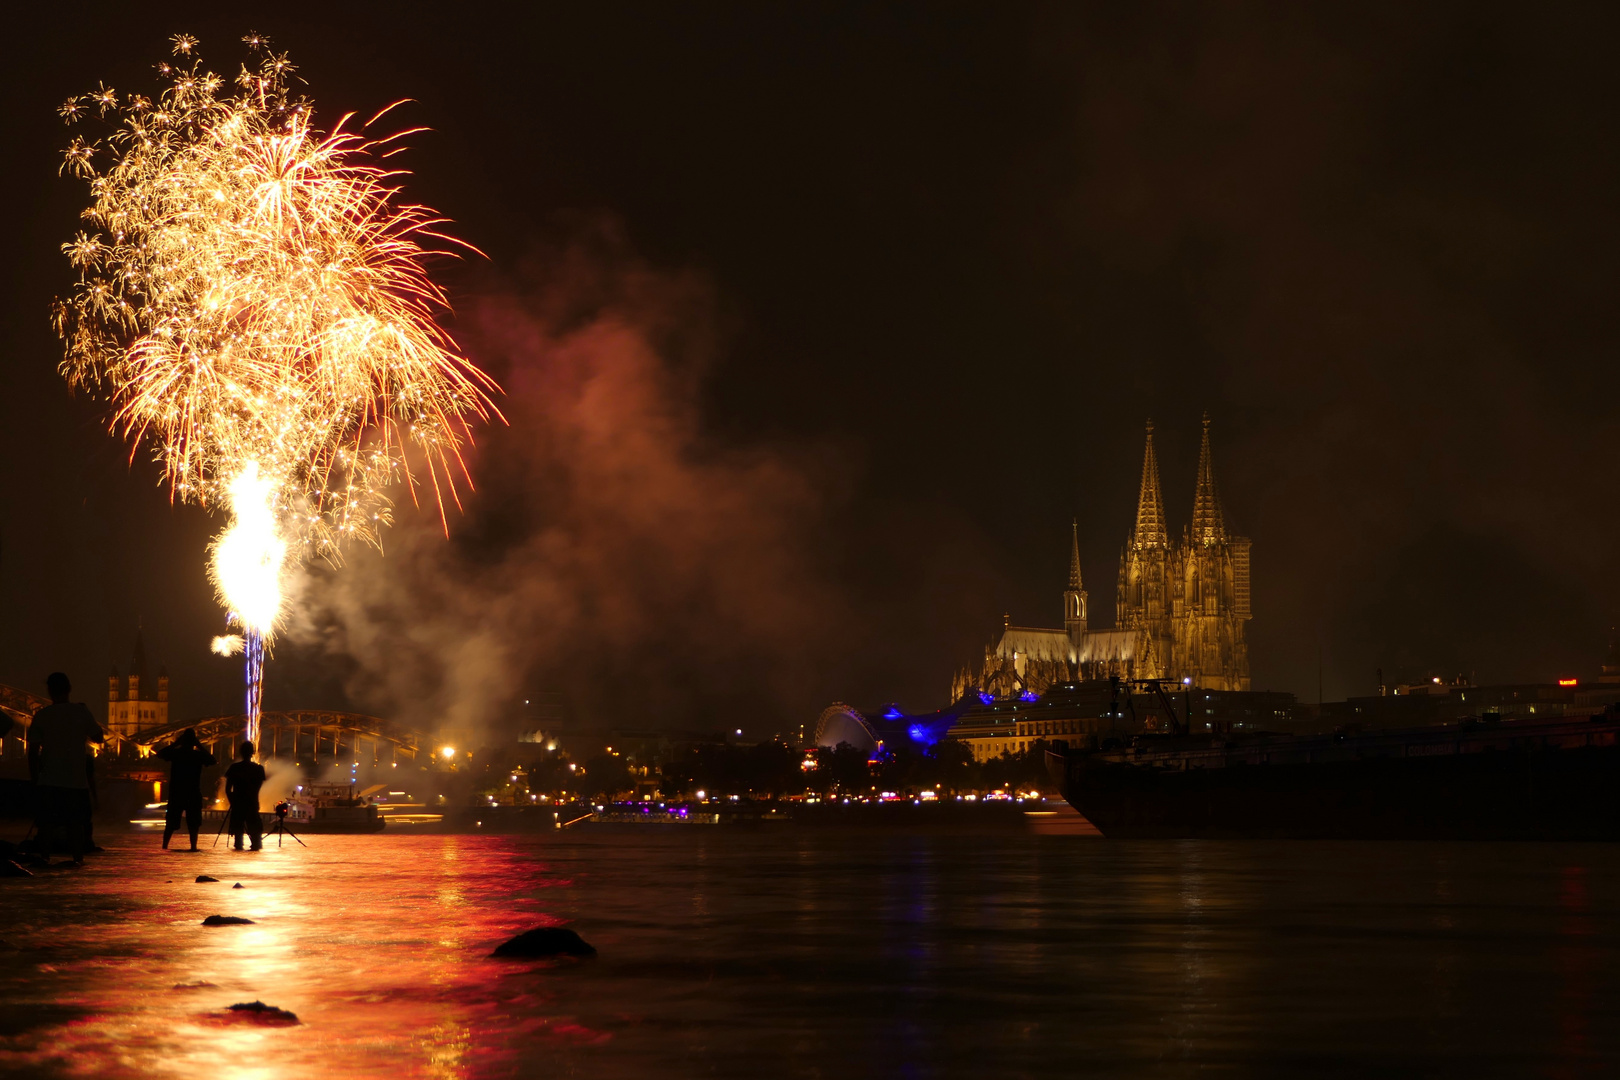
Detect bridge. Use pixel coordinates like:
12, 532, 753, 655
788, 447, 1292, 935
0, 684, 47, 730
125, 711, 426, 762
1, 684, 425, 763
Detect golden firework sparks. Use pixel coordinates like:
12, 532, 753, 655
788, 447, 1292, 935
54, 34, 499, 740
53, 32, 499, 574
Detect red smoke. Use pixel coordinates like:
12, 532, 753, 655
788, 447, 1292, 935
287, 237, 850, 737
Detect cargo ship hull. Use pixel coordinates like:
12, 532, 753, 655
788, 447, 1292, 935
1050, 717, 1620, 840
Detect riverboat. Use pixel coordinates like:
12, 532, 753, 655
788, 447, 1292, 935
1048, 713, 1620, 840
196, 781, 385, 836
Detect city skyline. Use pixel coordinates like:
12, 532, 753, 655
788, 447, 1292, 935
2, 5, 1616, 734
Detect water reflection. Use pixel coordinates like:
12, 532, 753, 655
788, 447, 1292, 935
0, 834, 1617, 1077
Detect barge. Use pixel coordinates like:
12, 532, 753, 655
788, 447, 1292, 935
196, 781, 385, 835
1048, 714, 1620, 840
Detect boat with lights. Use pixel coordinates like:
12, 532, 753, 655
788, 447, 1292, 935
192, 781, 386, 835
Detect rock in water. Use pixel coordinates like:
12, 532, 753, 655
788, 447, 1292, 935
195, 875, 219, 883
491, 927, 597, 959
1, 860, 32, 878
225, 1001, 298, 1025
201, 915, 255, 926
232, 883, 244, 889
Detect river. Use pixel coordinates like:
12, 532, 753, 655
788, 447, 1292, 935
1, 830, 1617, 1077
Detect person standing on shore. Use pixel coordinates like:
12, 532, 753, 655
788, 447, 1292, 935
224, 741, 266, 852
26, 672, 104, 866
156, 729, 215, 851
83, 753, 101, 855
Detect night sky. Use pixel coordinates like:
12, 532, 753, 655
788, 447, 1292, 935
3, 3, 1619, 737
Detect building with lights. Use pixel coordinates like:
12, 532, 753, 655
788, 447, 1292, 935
814, 682, 1299, 763
106, 626, 169, 740
1319, 675, 1620, 730
952, 415, 1252, 700
943, 680, 1298, 762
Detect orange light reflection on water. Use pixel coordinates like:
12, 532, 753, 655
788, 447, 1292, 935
0, 835, 579, 1079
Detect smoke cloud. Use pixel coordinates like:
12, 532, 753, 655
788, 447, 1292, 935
282, 233, 851, 742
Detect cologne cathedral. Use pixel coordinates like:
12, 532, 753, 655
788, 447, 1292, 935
952, 416, 1252, 700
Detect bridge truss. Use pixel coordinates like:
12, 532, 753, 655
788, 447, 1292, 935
0, 685, 424, 765
0, 684, 47, 731
124, 710, 425, 762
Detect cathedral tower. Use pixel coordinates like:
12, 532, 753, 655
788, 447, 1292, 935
108, 624, 170, 739
1170, 415, 1252, 690
1117, 420, 1173, 679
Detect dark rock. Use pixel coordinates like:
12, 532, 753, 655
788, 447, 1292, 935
201, 915, 255, 926
223, 1001, 298, 1025
232, 883, 244, 889
1, 860, 32, 878
195, 875, 219, 883
491, 927, 596, 959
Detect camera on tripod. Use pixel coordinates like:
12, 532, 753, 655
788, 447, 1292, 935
265, 801, 306, 848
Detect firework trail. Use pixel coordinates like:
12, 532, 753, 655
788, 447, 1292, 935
54, 33, 500, 743
211, 462, 284, 740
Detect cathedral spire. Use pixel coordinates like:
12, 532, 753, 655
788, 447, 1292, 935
1191, 412, 1226, 545
1068, 519, 1083, 591
1132, 420, 1168, 549
131, 620, 148, 684
1064, 519, 1088, 637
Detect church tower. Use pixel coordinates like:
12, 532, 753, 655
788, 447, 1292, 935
1170, 415, 1252, 690
1063, 520, 1088, 642
1116, 420, 1173, 679
108, 624, 170, 739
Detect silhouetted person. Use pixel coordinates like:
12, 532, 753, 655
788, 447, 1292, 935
224, 740, 266, 852
157, 729, 216, 851
84, 753, 102, 854
26, 673, 104, 866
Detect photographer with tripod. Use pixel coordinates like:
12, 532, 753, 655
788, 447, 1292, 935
224, 741, 266, 852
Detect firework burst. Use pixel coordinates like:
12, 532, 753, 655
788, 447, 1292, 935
54, 33, 499, 739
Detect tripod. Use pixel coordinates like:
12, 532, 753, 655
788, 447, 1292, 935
211, 806, 301, 848
269, 803, 307, 849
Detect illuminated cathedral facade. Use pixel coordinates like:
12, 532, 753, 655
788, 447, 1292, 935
952, 416, 1252, 700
